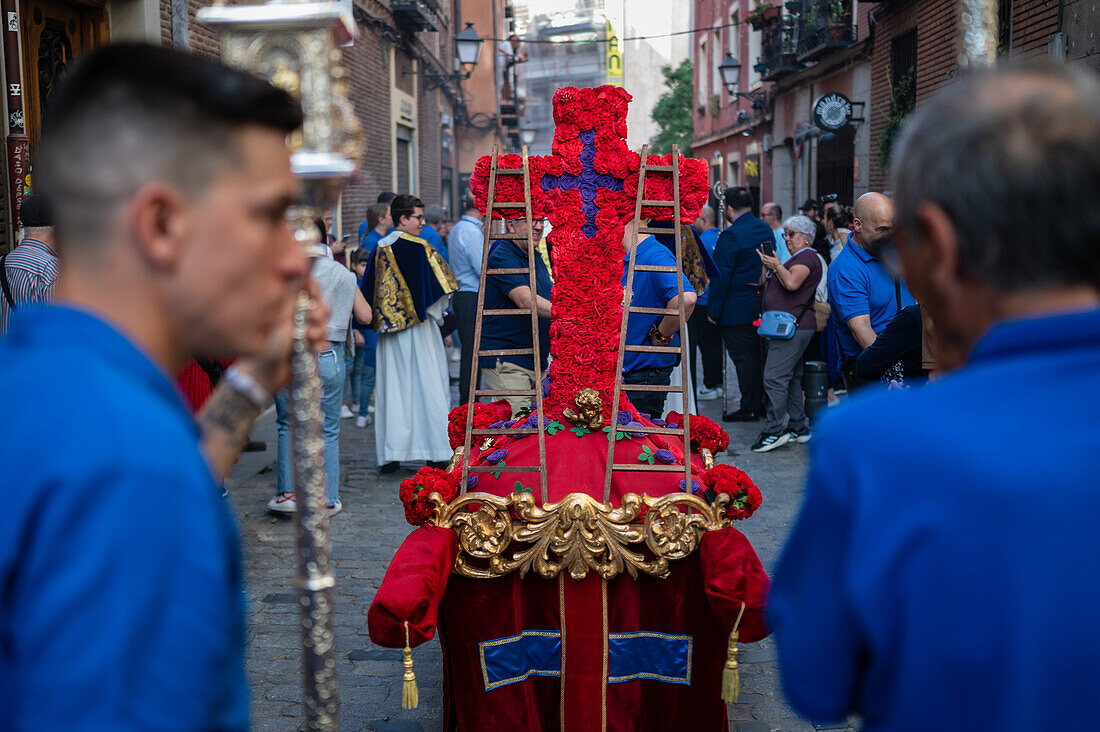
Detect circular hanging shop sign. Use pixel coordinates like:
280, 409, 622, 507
813, 92, 853, 131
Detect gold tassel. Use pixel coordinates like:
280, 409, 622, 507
721, 602, 746, 704
401, 621, 419, 709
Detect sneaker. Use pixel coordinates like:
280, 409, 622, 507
351, 401, 360, 413
378, 461, 401, 474
356, 414, 373, 428
325, 499, 343, 517
751, 432, 791, 453
340, 404, 354, 419
267, 492, 297, 514
368, 404, 376, 414
788, 427, 812, 444
696, 385, 724, 401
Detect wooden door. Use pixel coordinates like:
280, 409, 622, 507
19, 0, 107, 156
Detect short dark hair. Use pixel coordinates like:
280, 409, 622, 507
391, 194, 424, 224
366, 202, 389, 230
35, 43, 301, 246
462, 194, 477, 213
20, 195, 52, 227
892, 62, 1100, 291
825, 204, 851, 229
377, 192, 396, 205
351, 247, 372, 267
725, 186, 754, 211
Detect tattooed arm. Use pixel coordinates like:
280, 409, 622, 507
198, 278, 331, 482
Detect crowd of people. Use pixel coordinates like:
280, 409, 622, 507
2, 40, 1099, 731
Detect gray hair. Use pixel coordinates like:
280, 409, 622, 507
891, 62, 1100, 291
424, 204, 445, 224
782, 215, 816, 239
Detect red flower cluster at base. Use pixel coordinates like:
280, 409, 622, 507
700, 464, 763, 520
665, 412, 731, 455
399, 467, 460, 526
448, 402, 501, 449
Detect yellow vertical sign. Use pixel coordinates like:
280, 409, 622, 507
606, 20, 623, 86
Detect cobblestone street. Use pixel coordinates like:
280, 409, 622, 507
227, 361, 853, 732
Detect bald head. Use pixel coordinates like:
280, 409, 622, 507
851, 192, 894, 254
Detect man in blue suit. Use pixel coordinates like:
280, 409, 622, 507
706, 187, 773, 421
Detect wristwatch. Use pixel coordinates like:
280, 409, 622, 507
648, 324, 672, 346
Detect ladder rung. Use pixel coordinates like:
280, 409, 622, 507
637, 227, 676, 235
485, 268, 529, 276
468, 465, 541, 473
494, 233, 533, 240
610, 463, 688, 472
645, 165, 674, 173
628, 306, 679, 315
607, 425, 685, 436
619, 383, 683, 392
494, 168, 525, 176
474, 389, 538, 397
493, 202, 527, 209
624, 345, 681, 354
478, 348, 535, 357
472, 427, 539, 435
640, 200, 675, 207
482, 309, 533, 317
633, 264, 679, 273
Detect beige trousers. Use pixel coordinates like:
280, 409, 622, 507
480, 359, 537, 416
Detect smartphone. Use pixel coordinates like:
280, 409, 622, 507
341, 234, 351, 242
761, 239, 775, 257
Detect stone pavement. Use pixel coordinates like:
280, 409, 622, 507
225, 359, 857, 732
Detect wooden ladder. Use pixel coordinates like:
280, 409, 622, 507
461, 145, 549, 503
604, 145, 693, 502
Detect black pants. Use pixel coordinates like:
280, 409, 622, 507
623, 366, 675, 419
453, 290, 479, 404
687, 307, 723, 391
719, 324, 763, 415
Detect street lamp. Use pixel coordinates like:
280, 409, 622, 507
718, 53, 767, 110
415, 22, 483, 91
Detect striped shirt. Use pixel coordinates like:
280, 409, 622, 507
0, 238, 59, 338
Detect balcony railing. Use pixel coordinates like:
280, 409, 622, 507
756, 16, 802, 81
796, 0, 856, 60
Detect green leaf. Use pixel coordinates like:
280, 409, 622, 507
492, 460, 506, 479
514, 481, 532, 493
570, 426, 591, 437
546, 420, 565, 436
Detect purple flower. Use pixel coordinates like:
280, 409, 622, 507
650, 418, 666, 427
625, 421, 648, 437
666, 420, 681, 429
489, 421, 508, 429
579, 146, 597, 166
616, 411, 633, 426
486, 449, 508, 464
580, 130, 596, 144
579, 183, 599, 204
638, 412, 651, 421
679, 478, 702, 494
654, 449, 676, 464
542, 378, 551, 398
581, 222, 598, 238
466, 474, 479, 489
594, 174, 622, 190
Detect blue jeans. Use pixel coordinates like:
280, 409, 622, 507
344, 348, 361, 406
275, 346, 345, 505
359, 360, 376, 417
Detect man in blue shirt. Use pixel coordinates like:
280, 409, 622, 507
826, 192, 915, 370
707, 187, 773, 421
622, 227, 696, 418
0, 44, 318, 730
769, 63, 1100, 731
480, 216, 552, 415
448, 196, 485, 404
689, 206, 723, 400
761, 201, 792, 263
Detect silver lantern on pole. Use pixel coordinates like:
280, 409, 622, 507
198, 2, 362, 729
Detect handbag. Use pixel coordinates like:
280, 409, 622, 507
757, 253, 817, 340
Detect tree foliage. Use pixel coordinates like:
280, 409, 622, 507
649, 59, 694, 156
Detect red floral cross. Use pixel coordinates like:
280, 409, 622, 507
470, 86, 709, 421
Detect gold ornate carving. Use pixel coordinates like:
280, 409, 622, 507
427, 491, 732, 580
562, 387, 604, 430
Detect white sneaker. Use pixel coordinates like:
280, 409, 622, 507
340, 404, 354, 419
367, 404, 376, 414
267, 492, 297, 514
450, 350, 461, 362
356, 414, 373, 428
697, 385, 724, 401
351, 401, 360, 413
325, 499, 343, 517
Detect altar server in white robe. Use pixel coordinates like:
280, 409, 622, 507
361, 194, 458, 473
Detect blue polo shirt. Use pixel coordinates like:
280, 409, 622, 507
769, 306, 1100, 731
827, 233, 914, 359
421, 222, 448, 263
697, 227, 720, 307
0, 306, 248, 731
480, 240, 552, 370
623, 236, 694, 372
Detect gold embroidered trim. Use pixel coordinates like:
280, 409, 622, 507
373, 246, 419, 333
426, 491, 733, 580
424, 242, 459, 295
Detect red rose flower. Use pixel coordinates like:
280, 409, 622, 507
399, 467, 460, 526
447, 402, 499, 449
701, 464, 762, 520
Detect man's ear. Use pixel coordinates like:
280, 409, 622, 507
915, 202, 962, 302
128, 184, 187, 270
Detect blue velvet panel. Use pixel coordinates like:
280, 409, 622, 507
607, 632, 693, 685
479, 631, 561, 691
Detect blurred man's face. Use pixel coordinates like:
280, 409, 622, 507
852, 197, 896, 255
506, 217, 544, 248
762, 207, 780, 228
169, 124, 305, 358
399, 207, 425, 236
